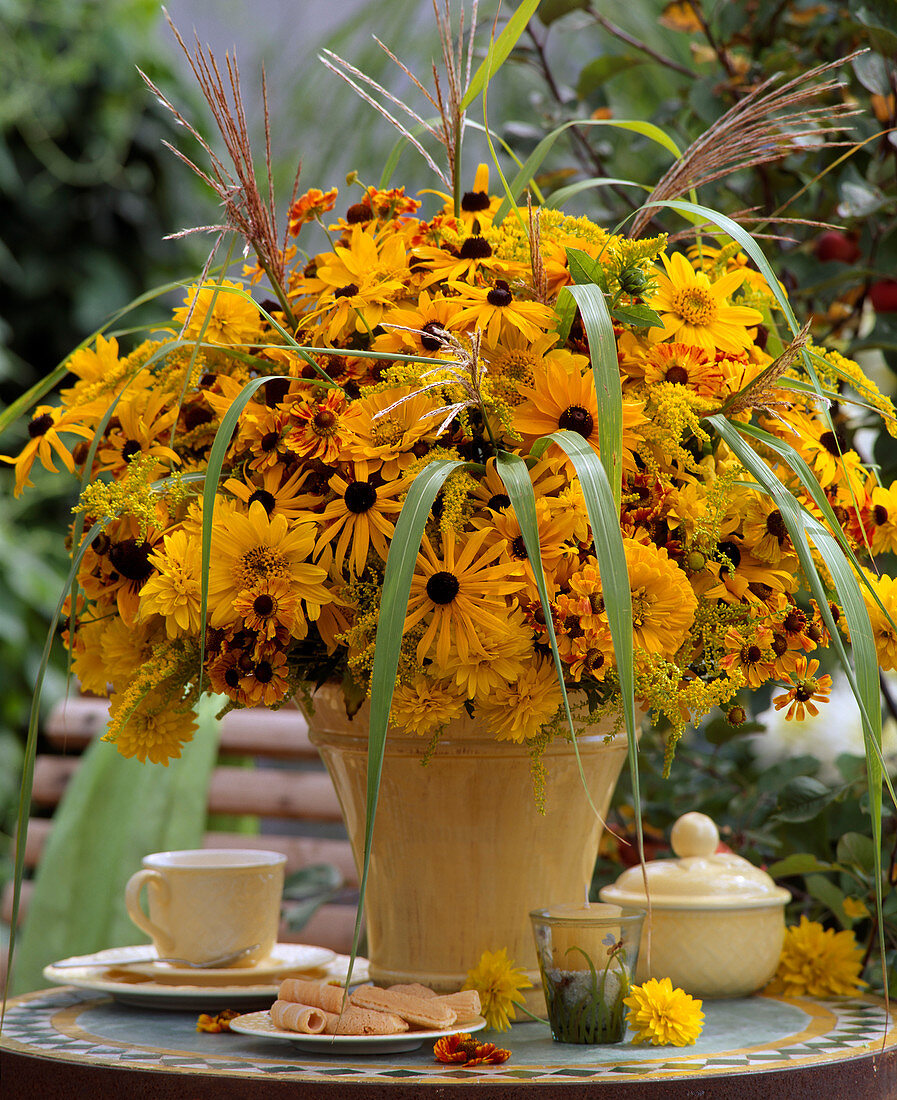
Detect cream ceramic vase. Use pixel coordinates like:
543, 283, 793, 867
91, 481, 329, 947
304, 685, 631, 1002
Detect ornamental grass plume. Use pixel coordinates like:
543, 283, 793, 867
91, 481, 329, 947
463, 948, 532, 1032
766, 916, 867, 998
624, 977, 705, 1046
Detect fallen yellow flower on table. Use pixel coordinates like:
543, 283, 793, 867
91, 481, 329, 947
463, 948, 532, 1032
196, 1009, 241, 1033
433, 1033, 511, 1066
624, 977, 705, 1046
766, 916, 867, 998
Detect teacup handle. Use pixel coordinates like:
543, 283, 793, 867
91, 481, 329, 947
124, 869, 174, 954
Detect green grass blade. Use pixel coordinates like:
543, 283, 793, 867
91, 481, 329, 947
566, 283, 623, 510
461, 0, 542, 110
493, 120, 682, 225
708, 414, 890, 988
495, 450, 601, 819
529, 430, 642, 867
546, 177, 652, 208
3, 518, 107, 1020
351, 458, 467, 983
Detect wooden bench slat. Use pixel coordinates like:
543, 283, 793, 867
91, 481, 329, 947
45, 697, 318, 760
17, 819, 358, 886
31, 757, 344, 822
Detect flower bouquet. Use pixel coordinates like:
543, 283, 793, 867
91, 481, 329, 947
4, 3, 896, 994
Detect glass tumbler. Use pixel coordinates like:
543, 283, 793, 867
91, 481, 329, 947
530, 902, 645, 1044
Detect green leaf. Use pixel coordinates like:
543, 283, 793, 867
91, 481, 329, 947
461, 0, 543, 110
766, 853, 835, 877
577, 56, 644, 98
566, 247, 606, 288
553, 286, 578, 345
775, 776, 838, 822
852, 51, 893, 96
282, 863, 344, 934
611, 303, 663, 329
538, 0, 589, 24
836, 831, 877, 875
566, 283, 622, 509
805, 874, 849, 927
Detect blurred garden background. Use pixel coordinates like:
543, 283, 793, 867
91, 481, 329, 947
2, 0, 897, 990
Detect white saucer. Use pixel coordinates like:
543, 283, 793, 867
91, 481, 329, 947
44, 944, 361, 1011
229, 1009, 487, 1054
123, 948, 332, 986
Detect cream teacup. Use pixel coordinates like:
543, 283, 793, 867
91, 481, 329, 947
124, 848, 287, 967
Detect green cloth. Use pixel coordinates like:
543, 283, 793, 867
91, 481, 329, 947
11, 695, 223, 995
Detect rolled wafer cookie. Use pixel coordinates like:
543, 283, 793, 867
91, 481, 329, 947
279, 978, 346, 1014
270, 998, 407, 1036
387, 983, 438, 999
435, 989, 482, 1023
270, 999, 327, 1035
350, 985, 457, 1029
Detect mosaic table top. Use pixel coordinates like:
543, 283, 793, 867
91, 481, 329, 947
3, 985, 897, 1098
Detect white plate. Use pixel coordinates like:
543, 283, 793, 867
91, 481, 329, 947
43, 944, 359, 1011
229, 1009, 487, 1054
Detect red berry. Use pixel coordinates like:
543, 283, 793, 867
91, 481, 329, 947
869, 279, 897, 313
813, 231, 860, 264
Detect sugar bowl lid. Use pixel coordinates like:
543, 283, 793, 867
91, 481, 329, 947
599, 812, 790, 910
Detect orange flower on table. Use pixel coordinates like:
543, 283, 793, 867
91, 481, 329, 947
766, 916, 867, 998
462, 948, 532, 1032
433, 1033, 511, 1065
645, 249, 763, 354
772, 656, 833, 721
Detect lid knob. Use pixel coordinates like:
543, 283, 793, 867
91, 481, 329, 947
670, 812, 719, 858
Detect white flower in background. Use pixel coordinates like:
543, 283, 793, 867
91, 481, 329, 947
749, 673, 897, 781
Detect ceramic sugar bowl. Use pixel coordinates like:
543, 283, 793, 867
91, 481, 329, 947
599, 811, 790, 998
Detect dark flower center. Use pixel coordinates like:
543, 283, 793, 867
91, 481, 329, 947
558, 405, 594, 438
121, 439, 142, 463
511, 535, 528, 559
108, 539, 153, 582
260, 431, 280, 452
795, 684, 814, 702
765, 510, 788, 540
254, 660, 274, 684
665, 365, 689, 385
346, 203, 372, 224
224, 668, 241, 688
458, 236, 492, 259
426, 570, 460, 604
746, 644, 762, 663
461, 190, 491, 212
313, 409, 338, 432
248, 489, 276, 514
421, 321, 447, 351
253, 594, 275, 616
183, 404, 214, 430
717, 541, 741, 573
264, 378, 291, 407
487, 493, 511, 512
334, 283, 358, 299
784, 609, 806, 633
874, 504, 889, 526
28, 412, 54, 438
771, 633, 788, 657
819, 429, 846, 456
487, 279, 513, 307
345, 480, 378, 513
748, 581, 773, 601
